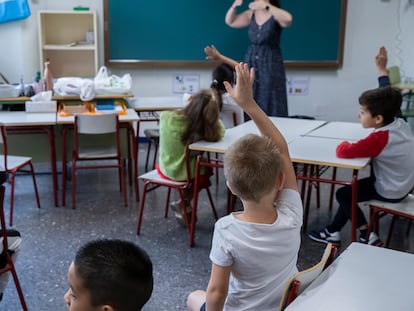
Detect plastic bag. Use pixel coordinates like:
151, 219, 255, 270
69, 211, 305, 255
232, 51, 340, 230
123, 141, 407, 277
94, 66, 132, 95
0, 84, 20, 98
53, 77, 85, 96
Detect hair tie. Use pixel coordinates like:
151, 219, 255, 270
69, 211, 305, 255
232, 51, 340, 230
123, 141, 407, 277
212, 79, 218, 85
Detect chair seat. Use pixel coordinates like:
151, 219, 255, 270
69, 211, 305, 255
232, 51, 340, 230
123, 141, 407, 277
144, 128, 160, 140
368, 194, 414, 217
1, 125, 41, 226
366, 194, 414, 248
0, 155, 32, 170
139, 169, 187, 187
78, 147, 118, 159
137, 147, 219, 247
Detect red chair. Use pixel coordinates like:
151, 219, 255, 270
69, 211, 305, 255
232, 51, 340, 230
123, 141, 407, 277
62, 113, 127, 209
0, 185, 28, 310
278, 243, 337, 310
143, 128, 159, 171
0, 125, 41, 226
366, 194, 414, 248
137, 146, 218, 247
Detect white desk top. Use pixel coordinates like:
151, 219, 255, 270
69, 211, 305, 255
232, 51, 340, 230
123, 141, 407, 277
56, 108, 139, 124
305, 121, 373, 141
286, 243, 414, 311
288, 136, 370, 169
190, 117, 326, 153
0, 111, 57, 126
393, 82, 414, 91
128, 96, 184, 112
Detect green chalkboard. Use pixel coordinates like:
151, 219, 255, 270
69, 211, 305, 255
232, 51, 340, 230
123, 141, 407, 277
104, 0, 347, 68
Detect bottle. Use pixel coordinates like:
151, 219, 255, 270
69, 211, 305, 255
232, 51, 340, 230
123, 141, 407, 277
18, 75, 25, 96
33, 71, 43, 94
44, 60, 54, 92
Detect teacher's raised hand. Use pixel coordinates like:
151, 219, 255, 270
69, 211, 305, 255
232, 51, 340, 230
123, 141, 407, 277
232, 0, 243, 8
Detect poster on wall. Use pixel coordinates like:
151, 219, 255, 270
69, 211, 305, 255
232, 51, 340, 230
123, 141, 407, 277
286, 77, 309, 96
0, 0, 31, 24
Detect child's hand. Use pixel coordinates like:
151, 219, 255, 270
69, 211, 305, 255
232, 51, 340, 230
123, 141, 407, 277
224, 63, 255, 111
375, 46, 388, 74
204, 45, 221, 60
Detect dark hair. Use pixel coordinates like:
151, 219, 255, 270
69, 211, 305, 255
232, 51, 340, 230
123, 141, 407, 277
210, 63, 234, 111
210, 63, 234, 92
179, 89, 222, 145
270, 0, 280, 7
74, 239, 153, 311
358, 86, 402, 125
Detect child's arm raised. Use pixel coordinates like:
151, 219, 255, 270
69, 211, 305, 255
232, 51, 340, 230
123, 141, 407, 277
204, 45, 238, 69
375, 46, 388, 77
224, 63, 298, 191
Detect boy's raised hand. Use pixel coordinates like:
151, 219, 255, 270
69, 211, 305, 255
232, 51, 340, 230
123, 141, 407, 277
224, 63, 255, 112
375, 46, 388, 76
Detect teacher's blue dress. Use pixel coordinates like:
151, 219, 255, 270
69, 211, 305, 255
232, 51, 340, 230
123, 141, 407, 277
245, 14, 288, 117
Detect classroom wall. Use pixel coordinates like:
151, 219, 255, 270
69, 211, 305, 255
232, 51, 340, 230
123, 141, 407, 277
1, 0, 414, 122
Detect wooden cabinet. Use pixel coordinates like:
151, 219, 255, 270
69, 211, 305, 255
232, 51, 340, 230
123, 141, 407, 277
38, 10, 98, 78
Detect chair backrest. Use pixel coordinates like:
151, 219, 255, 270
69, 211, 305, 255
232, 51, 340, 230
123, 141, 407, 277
387, 66, 401, 85
75, 113, 118, 134
74, 113, 121, 157
0, 185, 8, 253
0, 126, 9, 171
278, 243, 336, 311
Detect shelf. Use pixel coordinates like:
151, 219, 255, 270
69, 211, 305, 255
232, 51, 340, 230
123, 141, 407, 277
43, 44, 95, 51
38, 10, 98, 78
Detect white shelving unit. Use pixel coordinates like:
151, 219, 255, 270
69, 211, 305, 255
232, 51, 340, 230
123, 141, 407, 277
38, 10, 98, 78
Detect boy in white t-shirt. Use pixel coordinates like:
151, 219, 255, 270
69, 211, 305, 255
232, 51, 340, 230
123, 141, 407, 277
187, 63, 303, 311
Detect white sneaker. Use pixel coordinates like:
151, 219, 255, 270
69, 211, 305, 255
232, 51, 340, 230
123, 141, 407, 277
359, 232, 383, 247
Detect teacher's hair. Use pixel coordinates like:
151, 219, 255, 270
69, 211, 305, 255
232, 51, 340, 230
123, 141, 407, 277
271, 0, 281, 8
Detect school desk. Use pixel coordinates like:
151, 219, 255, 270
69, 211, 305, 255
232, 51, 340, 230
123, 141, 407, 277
189, 119, 370, 243
392, 82, 414, 91
129, 96, 184, 141
188, 117, 327, 246
288, 135, 370, 241
189, 117, 327, 153
304, 121, 373, 141
0, 111, 59, 207
56, 109, 140, 205
285, 243, 414, 311
130, 96, 184, 114
300, 121, 373, 231
0, 94, 131, 106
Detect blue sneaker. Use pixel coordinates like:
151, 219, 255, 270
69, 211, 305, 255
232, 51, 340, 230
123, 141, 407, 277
359, 232, 383, 247
308, 228, 341, 246
0, 171, 7, 185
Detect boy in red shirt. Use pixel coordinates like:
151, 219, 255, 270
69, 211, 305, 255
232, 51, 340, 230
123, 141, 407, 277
309, 85, 414, 246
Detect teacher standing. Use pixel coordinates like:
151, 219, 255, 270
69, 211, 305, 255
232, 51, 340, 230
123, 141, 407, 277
205, 0, 292, 117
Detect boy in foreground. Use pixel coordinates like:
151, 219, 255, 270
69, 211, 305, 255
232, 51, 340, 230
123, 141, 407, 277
187, 63, 303, 310
64, 239, 153, 311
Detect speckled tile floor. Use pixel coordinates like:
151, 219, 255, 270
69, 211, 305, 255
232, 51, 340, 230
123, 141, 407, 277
1, 146, 413, 310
